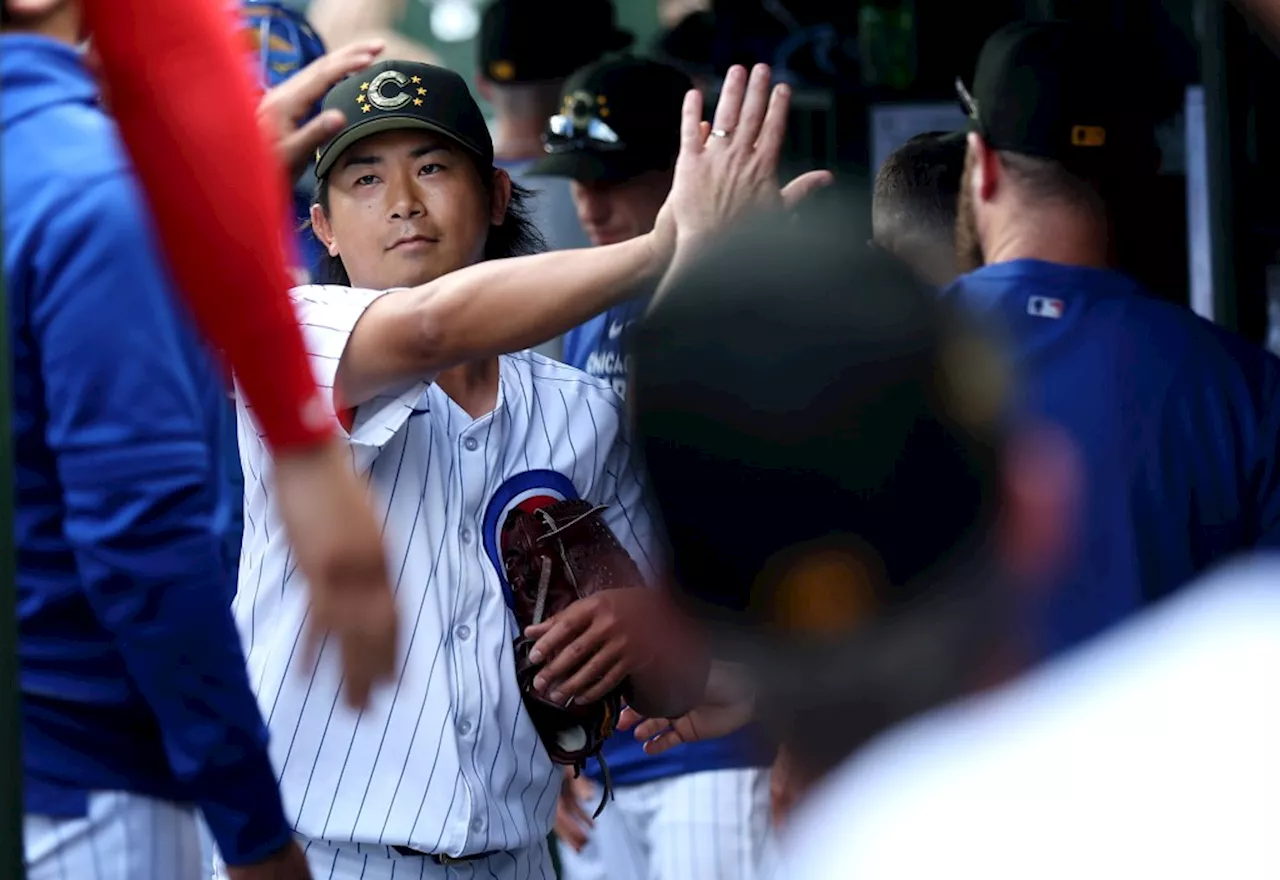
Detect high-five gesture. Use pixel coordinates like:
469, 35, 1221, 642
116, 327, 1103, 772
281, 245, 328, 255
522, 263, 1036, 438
651, 64, 833, 286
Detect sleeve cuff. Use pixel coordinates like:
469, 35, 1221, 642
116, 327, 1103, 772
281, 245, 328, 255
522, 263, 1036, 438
196, 747, 293, 866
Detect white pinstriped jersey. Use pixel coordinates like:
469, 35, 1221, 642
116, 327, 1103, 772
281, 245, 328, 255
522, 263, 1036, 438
233, 284, 659, 859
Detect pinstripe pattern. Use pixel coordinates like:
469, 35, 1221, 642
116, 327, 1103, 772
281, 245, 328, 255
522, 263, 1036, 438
234, 285, 656, 860
557, 768, 772, 880
25, 792, 203, 880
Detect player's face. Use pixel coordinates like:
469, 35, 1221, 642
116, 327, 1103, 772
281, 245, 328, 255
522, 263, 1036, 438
570, 169, 674, 247
315, 129, 507, 291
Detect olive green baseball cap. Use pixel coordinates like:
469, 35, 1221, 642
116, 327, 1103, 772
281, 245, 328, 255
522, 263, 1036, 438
314, 60, 494, 179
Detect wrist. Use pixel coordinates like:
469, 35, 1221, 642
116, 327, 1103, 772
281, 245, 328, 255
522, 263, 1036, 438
638, 229, 675, 280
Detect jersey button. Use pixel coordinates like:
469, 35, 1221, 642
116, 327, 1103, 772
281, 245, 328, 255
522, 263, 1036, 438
460, 528, 473, 544
470, 817, 485, 833
464, 437, 479, 451
456, 625, 471, 641
458, 719, 473, 735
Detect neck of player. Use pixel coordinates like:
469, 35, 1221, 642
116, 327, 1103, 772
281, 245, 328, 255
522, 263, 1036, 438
436, 358, 501, 419
984, 207, 1112, 270
492, 115, 551, 163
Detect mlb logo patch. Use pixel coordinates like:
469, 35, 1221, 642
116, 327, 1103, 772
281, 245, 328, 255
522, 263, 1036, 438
1027, 296, 1065, 319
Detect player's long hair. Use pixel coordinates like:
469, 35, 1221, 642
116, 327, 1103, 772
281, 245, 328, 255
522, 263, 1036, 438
310, 164, 546, 286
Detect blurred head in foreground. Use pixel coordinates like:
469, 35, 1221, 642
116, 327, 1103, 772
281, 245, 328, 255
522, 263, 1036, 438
872, 130, 966, 287
631, 211, 1074, 782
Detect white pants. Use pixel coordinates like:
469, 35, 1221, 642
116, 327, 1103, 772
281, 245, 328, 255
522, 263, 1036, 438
215, 835, 554, 880
557, 767, 771, 880
25, 791, 204, 880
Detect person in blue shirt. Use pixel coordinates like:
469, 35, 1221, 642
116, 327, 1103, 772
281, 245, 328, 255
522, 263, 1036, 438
528, 54, 774, 880
2, 3, 308, 878
529, 56, 692, 401
951, 20, 1280, 655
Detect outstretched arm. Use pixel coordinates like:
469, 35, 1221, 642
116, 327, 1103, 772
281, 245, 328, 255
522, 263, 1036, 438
331, 63, 830, 409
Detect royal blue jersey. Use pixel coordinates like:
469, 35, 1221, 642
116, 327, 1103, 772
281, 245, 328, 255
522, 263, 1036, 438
4, 36, 289, 866
561, 296, 648, 401
948, 260, 1280, 655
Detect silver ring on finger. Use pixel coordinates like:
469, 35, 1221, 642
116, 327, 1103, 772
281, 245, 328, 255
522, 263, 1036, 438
709, 128, 732, 140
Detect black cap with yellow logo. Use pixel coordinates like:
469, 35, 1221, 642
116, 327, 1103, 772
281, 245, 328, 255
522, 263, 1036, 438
314, 60, 494, 179
527, 55, 693, 184
478, 0, 632, 85
956, 20, 1155, 174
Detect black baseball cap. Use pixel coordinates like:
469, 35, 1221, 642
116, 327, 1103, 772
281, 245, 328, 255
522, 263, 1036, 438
478, 0, 632, 85
632, 207, 1010, 641
956, 20, 1154, 172
314, 60, 494, 179
526, 55, 693, 183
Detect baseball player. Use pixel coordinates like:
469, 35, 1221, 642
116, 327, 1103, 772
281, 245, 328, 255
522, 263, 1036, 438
4, 2, 311, 878
951, 20, 1280, 654
870, 130, 966, 287
231, 59, 809, 879
527, 55, 775, 880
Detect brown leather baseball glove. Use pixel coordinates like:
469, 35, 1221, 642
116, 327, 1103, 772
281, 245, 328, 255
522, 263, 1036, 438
503, 499, 643, 817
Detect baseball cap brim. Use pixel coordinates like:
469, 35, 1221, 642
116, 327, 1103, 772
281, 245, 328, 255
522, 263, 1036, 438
526, 148, 667, 184
315, 115, 487, 179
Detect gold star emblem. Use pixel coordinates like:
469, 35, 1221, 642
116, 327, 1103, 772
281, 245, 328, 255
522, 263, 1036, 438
413, 98, 423, 106
361, 104, 372, 113
360, 82, 370, 91
356, 94, 366, 104
411, 75, 422, 84
417, 88, 427, 96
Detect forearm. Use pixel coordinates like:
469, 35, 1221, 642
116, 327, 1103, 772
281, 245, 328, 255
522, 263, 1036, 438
80, 0, 333, 452
341, 234, 666, 405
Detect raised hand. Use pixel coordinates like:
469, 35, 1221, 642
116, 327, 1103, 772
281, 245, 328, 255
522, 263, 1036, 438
649, 64, 833, 291
257, 39, 386, 180
660, 65, 833, 243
